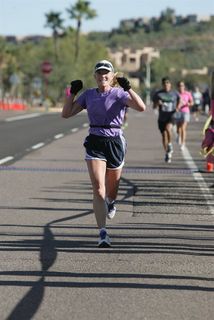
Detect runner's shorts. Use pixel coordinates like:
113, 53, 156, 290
158, 111, 175, 133
192, 104, 201, 113
83, 134, 126, 169
181, 112, 190, 123
174, 112, 190, 124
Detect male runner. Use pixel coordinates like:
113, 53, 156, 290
153, 77, 181, 163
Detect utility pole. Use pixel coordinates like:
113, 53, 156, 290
145, 60, 151, 106
141, 49, 160, 106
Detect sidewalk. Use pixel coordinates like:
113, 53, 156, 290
0, 107, 213, 320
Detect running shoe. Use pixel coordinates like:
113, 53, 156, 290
165, 153, 171, 163
167, 143, 173, 155
98, 229, 111, 248
106, 200, 116, 219
180, 144, 185, 151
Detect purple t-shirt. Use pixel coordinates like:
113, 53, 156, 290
76, 87, 129, 137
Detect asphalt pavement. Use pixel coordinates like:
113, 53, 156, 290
0, 106, 213, 320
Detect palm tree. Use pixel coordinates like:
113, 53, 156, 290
45, 11, 64, 61
67, 0, 97, 61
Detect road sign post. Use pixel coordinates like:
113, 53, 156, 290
41, 61, 52, 111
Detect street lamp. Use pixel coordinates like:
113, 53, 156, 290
145, 60, 151, 105
141, 53, 152, 106
141, 48, 160, 106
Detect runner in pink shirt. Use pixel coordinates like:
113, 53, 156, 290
176, 81, 193, 150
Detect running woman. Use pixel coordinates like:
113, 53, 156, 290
152, 77, 181, 163
62, 59, 146, 247
176, 81, 193, 150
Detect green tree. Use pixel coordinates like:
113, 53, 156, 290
67, 0, 97, 61
160, 7, 175, 24
0, 39, 19, 97
45, 11, 64, 61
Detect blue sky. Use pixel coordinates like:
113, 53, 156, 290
0, 0, 214, 36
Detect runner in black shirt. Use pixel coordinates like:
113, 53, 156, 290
153, 77, 181, 163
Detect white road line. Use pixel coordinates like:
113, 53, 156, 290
54, 133, 64, 139
0, 156, 14, 165
5, 113, 41, 122
82, 123, 89, 128
71, 128, 78, 133
182, 146, 214, 215
31, 142, 45, 150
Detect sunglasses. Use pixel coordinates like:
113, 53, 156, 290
95, 62, 112, 69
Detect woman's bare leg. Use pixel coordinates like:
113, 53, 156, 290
86, 159, 107, 229
180, 122, 187, 145
105, 168, 123, 202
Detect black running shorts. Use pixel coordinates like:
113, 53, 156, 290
83, 134, 126, 169
158, 111, 175, 133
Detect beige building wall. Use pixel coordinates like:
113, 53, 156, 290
108, 47, 160, 88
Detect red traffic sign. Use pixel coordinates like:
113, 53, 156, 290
41, 61, 52, 74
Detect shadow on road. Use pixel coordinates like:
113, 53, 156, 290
2, 174, 214, 318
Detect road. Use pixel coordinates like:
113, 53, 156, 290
0, 111, 88, 165
0, 108, 213, 320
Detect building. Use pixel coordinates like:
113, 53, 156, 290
181, 67, 208, 77
109, 47, 160, 88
